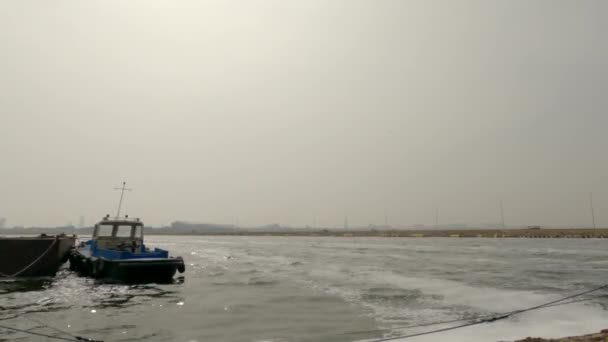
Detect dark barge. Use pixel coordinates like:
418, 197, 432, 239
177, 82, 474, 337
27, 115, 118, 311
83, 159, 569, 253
0, 235, 76, 278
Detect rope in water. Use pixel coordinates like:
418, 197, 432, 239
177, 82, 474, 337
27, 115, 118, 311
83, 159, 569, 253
0, 315, 103, 341
0, 322, 102, 342
367, 283, 608, 342
0, 238, 58, 278
28, 318, 104, 342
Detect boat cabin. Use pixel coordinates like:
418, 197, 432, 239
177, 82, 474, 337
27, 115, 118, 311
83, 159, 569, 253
92, 215, 144, 253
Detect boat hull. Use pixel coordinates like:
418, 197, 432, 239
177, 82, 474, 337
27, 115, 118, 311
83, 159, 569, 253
70, 252, 185, 283
0, 236, 76, 277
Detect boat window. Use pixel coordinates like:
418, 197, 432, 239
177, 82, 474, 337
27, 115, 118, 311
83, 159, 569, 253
133, 226, 143, 239
115, 226, 133, 238
97, 225, 114, 237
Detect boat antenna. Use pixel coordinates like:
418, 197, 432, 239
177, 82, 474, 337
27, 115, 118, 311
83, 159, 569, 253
114, 182, 132, 218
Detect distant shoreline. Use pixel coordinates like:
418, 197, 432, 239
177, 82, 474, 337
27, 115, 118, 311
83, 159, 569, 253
2, 228, 607, 238
144, 228, 608, 238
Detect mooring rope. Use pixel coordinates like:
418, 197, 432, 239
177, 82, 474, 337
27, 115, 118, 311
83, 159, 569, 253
0, 312, 103, 341
0, 322, 102, 342
0, 308, 102, 341
28, 318, 104, 342
0, 238, 59, 278
366, 283, 608, 342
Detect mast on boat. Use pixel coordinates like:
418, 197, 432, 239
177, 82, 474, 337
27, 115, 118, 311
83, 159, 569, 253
114, 182, 132, 219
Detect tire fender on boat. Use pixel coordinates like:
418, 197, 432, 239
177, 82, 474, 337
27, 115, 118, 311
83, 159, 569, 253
79, 257, 87, 275
93, 259, 104, 278
177, 257, 185, 273
89, 258, 102, 278
83, 259, 93, 277
68, 254, 77, 271
75, 255, 86, 274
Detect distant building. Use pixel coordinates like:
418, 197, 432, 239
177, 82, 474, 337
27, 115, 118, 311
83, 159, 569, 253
0, 218, 5, 229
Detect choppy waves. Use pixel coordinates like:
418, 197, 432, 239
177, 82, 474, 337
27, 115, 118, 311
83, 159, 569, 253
1, 237, 608, 341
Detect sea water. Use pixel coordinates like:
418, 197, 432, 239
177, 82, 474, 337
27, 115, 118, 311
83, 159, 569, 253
0, 236, 607, 342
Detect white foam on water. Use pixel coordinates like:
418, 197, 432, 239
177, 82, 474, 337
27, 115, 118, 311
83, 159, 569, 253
373, 271, 549, 312
391, 301, 608, 342
306, 264, 608, 342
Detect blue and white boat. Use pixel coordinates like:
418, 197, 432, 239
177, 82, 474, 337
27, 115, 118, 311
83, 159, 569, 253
69, 183, 185, 283
70, 216, 185, 283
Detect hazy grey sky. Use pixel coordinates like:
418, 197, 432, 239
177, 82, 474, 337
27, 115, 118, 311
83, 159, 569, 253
1, 0, 606, 228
